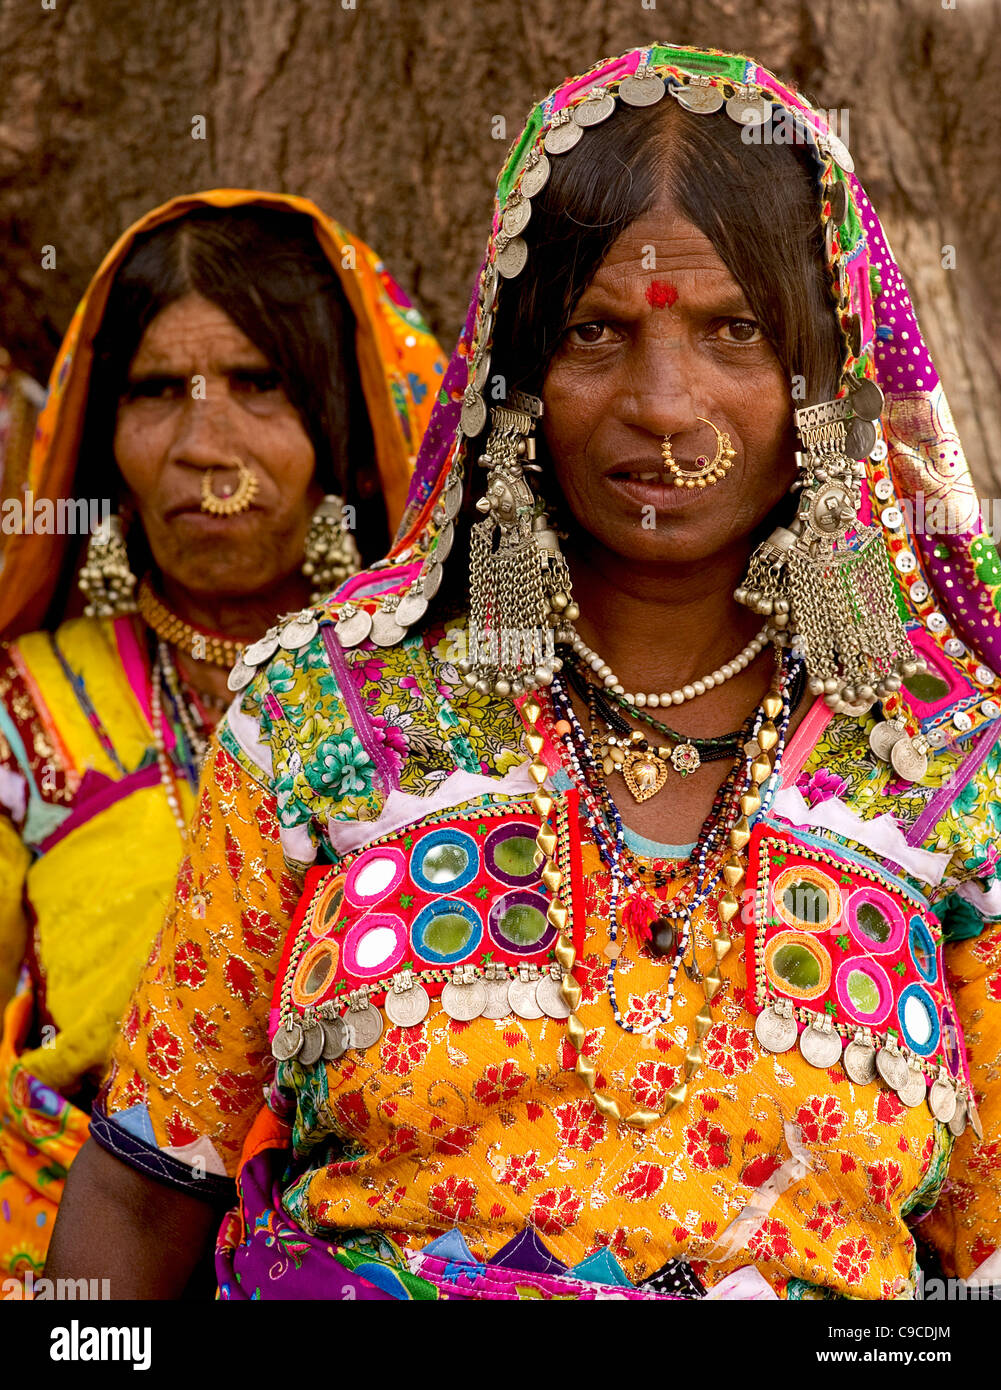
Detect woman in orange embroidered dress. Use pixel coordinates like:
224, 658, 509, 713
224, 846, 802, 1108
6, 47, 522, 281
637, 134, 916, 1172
47, 46, 1001, 1300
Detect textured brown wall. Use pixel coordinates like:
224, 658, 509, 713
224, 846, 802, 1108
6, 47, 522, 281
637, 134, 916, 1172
1, 0, 999, 487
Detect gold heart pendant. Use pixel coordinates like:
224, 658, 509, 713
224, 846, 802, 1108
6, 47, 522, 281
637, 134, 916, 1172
622, 750, 669, 802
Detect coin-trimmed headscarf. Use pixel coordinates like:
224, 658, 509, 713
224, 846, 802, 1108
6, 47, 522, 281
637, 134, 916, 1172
363, 42, 1001, 755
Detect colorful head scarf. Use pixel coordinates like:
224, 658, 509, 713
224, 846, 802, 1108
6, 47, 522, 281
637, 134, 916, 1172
379, 43, 1001, 754
0, 189, 446, 638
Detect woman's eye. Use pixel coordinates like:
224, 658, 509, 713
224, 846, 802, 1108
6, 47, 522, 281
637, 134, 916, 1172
718, 319, 763, 344
123, 375, 185, 401
229, 368, 283, 395
567, 321, 609, 346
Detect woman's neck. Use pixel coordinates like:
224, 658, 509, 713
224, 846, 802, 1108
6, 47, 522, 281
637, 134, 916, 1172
157, 570, 312, 642
566, 542, 764, 699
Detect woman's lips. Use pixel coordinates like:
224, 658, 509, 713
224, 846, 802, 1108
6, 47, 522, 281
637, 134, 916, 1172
604, 469, 722, 509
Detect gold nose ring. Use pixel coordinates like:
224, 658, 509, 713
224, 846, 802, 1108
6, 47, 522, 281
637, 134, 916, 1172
660, 418, 736, 489
200, 457, 260, 515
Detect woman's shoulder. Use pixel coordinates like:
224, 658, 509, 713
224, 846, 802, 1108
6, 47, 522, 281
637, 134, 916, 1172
792, 705, 1001, 926
220, 588, 524, 869
0, 616, 126, 820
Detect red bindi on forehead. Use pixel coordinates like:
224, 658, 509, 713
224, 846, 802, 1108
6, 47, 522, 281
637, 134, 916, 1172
645, 281, 679, 309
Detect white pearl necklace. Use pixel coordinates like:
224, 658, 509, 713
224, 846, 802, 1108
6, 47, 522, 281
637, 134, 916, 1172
566, 624, 772, 708
151, 651, 189, 839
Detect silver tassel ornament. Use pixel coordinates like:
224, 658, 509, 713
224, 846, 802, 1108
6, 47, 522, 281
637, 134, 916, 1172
460, 392, 577, 697
736, 395, 921, 715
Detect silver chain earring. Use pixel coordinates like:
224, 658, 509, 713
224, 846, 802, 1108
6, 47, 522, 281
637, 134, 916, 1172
78, 513, 138, 618
302, 495, 361, 604
736, 394, 920, 715
459, 391, 577, 698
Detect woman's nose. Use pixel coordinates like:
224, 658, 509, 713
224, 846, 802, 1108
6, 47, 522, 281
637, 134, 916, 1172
167, 389, 241, 470
614, 339, 701, 440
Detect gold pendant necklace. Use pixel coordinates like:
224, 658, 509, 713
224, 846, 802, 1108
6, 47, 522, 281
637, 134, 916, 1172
521, 663, 785, 1129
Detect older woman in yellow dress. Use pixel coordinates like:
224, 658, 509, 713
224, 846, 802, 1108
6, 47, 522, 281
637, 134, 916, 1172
0, 189, 444, 1278
48, 47, 1001, 1300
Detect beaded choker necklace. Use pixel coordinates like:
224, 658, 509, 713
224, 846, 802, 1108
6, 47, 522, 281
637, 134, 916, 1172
137, 575, 245, 669
522, 644, 801, 1127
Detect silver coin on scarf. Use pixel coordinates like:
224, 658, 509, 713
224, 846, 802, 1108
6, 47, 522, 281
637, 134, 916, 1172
442, 481, 464, 522
496, 236, 528, 279
334, 607, 373, 648
828, 181, 849, 224
227, 659, 257, 693
422, 561, 443, 601
441, 980, 486, 1021
509, 977, 544, 1021
271, 1019, 304, 1062
479, 263, 499, 307
890, 736, 928, 783
543, 119, 584, 155
395, 589, 429, 628
843, 1036, 878, 1085
876, 1047, 909, 1091
435, 520, 455, 562
477, 309, 495, 350
897, 1067, 927, 1109
799, 1022, 843, 1069
299, 1019, 325, 1067
928, 1076, 957, 1125
472, 350, 492, 393
846, 417, 877, 459
502, 199, 532, 238
460, 388, 488, 438
573, 90, 616, 126
279, 616, 319, 650
824, 131, 854, 174
346, 1003, 384, 1050
869, 719, 907, 762
243, 632, 280, 667
481, 978, 513, 1020
726, 90, 771, 126
970, 1099, 984, 1140
754, 1005, 798, 1054
947, 1092, 968, 1137
849, 378, 885, 421
618, 71, 666, 107
536, 973, 571, 1020
321, 1015, 349, 1061
385, 981, 431, 1028
370, 608, 407, 648
676, 82, 724, 115
520, 153, 551, 199
847, 313, 863, 359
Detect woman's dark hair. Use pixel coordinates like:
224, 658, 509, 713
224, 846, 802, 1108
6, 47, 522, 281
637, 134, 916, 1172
76, 205, 384, 572
491, 96, 843, 405
434, 97, 844, 614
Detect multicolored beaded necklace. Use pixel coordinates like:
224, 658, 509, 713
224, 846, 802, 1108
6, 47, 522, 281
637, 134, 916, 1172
547, 647, 801, 1036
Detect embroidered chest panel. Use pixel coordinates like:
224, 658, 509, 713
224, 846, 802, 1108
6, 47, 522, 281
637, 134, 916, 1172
745, 824, 972, 1129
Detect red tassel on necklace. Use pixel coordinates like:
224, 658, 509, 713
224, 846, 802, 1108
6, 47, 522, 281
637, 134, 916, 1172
621, 891, 659, 945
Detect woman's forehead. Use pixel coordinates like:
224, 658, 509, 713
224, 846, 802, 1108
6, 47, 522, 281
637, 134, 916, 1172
585, 208, 746, 300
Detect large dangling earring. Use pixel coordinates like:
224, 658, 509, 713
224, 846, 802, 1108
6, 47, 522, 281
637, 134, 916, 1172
78, 512, 138, 617
301, 494, 361, 603
735, 396, 919, 714
459, 391, 577, 698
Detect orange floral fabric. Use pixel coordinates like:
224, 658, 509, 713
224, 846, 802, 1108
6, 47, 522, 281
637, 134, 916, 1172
100, 742, 289, 1175
100, 740, 1001, 1296
917, 925, 1001, 1274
